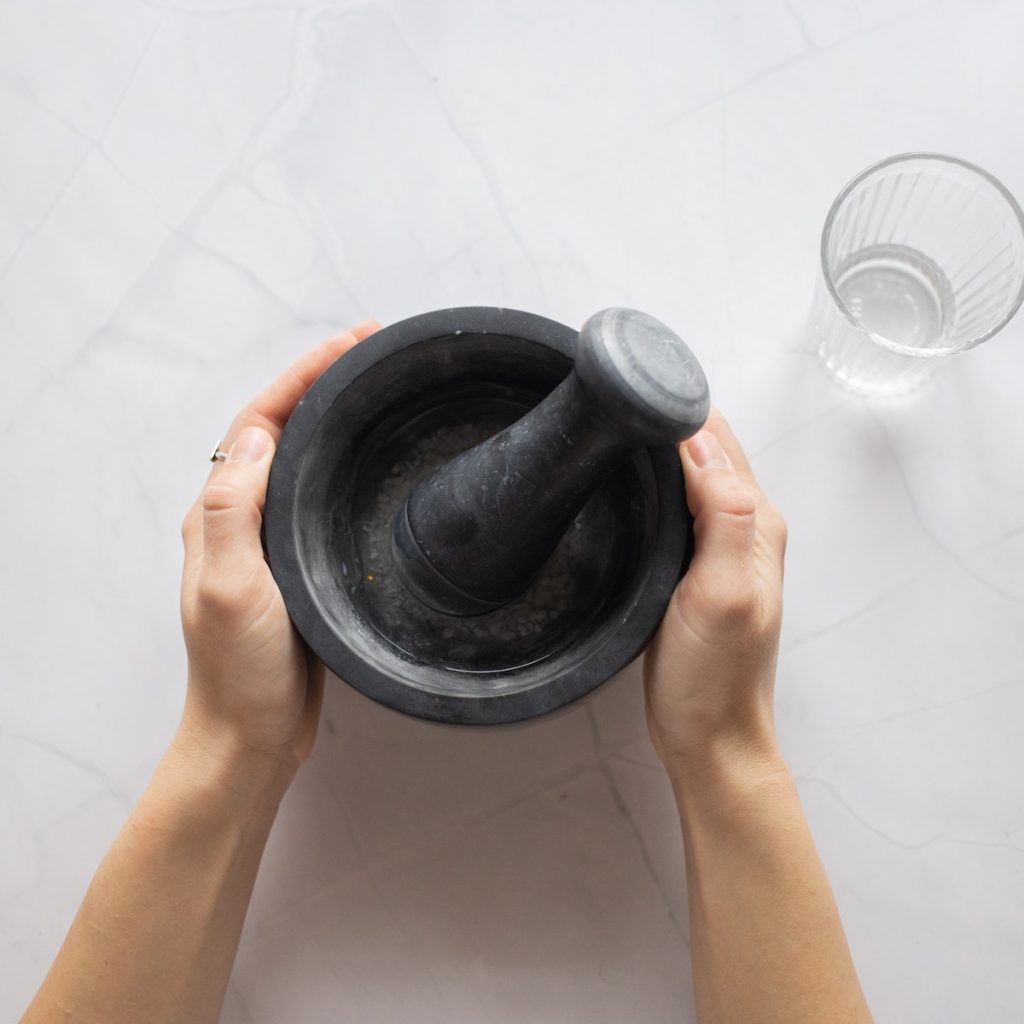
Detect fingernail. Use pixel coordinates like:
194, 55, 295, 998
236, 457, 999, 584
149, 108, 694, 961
686, 430, 731, 470
229, 426, 271, 463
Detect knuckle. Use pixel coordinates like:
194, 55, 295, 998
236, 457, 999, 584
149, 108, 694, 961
181, 501, 200, 544
762, 501, 789, 553
201, 482, 261, 531
180, 592, 201, 636
710, 484, 758, 520
195, 569, 244, 619
694, 572, 762, 630
202, 482, 245, 516
763, 499, 787, 533
775, 516, 789, 552
713, 586, 762, 628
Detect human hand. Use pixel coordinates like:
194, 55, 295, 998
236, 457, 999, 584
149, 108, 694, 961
643, 408, 788, 786
177, 321, 379, 791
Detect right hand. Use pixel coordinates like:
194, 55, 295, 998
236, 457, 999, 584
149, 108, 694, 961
643, 408, 788, 785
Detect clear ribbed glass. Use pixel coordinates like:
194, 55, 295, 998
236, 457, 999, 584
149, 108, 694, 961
814, 154, 1024, 396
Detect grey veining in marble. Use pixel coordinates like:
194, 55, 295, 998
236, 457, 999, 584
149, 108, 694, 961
2, 1, 1023, 1021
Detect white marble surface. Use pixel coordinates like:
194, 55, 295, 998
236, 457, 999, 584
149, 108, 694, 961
2, 0, 1024, 1020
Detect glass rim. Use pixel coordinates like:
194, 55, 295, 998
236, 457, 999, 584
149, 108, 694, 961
820, 152, 1024, 358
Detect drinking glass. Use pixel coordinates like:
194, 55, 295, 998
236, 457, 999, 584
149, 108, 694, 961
813, 153, 1024, 395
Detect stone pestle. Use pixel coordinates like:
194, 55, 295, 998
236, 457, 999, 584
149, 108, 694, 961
391, 307, 711, 616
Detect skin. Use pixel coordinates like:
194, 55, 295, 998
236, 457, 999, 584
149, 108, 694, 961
21, 329, 873, 1024
644, 413, 874, 1024
20, 321, 380, 1024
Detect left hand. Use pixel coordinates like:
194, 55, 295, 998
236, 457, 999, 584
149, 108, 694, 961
178, 321, 379, 785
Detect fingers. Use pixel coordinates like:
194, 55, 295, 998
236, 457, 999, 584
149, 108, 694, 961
210, 335, 347, 465
679, 432, 760, 616
266, 320, 378, 424
181, 498, 203, 587
299, 652, 326, 761
678, 411, 787, 607
198, 426, 276, 601
350, 318, 382, 341
207, 320, 381, 487
699, 407, 758, 487
184, 323, 380, 578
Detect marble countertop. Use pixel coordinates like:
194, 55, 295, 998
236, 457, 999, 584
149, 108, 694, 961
2, 1, 1023, 1020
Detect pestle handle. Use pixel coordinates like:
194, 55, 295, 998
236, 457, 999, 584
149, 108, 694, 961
391, 308, 710, 616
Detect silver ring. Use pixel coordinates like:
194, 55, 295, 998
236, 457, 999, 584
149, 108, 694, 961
210, 441, 228, 463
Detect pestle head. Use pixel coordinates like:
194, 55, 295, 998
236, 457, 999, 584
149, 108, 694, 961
391, 308, 710, 617
574, 307, 710, 445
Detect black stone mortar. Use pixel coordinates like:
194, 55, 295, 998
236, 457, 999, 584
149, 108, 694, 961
264, 307, 696, 725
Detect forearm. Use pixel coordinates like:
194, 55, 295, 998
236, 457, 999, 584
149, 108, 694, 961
672, 744, 873, 1024
22, 729, 292, 1024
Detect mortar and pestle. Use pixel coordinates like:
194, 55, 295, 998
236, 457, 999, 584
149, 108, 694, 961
264, 307, 710, 725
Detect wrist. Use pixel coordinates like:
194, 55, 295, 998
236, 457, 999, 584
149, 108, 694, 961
168, 715, 297, 814
666, 733, 792, 822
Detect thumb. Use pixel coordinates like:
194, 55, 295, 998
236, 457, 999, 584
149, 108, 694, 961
201, 425, 276, 580
678, 429, 758, 616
